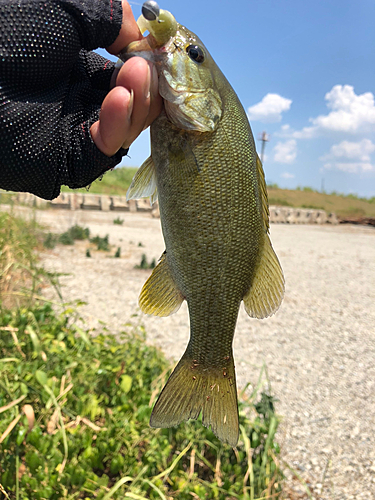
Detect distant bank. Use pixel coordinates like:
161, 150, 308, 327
1, 166, 374, 220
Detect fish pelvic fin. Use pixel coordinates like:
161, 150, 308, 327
139, 252, 184, 316
150, 351, 239, 447
126, 156, 158, 204
243, 234, 285, 319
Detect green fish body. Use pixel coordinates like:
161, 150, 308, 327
125, 8, 284, 447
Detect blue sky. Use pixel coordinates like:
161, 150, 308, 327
98, 0, 375, 197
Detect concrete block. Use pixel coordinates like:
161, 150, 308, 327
50, 193, 71, 209
286, 208, 297, 224
295, 208, 309, 224
274, 207, 287, 223
136, 198, 153, 212
81, 194, 101, 210
111, 195, 130, 211
128, 199, 137, 213
269, 206, 277, 223
327, 212, 339, 224
151, 202, 160, 218
100, 196, 111, 211
69, 193, 84, 210
35, 196, 48, 208
315, 210, 328, 224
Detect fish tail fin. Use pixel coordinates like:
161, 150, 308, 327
150, 351, 239, 447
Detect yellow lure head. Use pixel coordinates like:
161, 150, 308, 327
137, 6, 178, 48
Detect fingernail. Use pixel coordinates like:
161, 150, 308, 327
145, 64, 151, 99
122, 90, 134, 149
127, 89, 134, 121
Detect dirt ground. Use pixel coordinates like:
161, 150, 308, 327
8, 206, 375, 500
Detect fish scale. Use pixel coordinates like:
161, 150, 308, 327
124, 4, 284, 446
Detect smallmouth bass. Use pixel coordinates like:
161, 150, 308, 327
122, 2, 285, 447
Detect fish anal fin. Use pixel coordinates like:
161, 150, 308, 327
126, 156, 158, 203
243, 234, 285, 319
139, 252, 184, 317
150, 351, 239, 447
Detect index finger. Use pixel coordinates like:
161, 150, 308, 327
106, 1, 142, 55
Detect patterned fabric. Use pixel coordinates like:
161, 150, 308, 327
0, 0, 128, 200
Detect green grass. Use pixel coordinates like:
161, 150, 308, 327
61, 167, 138, 196
267, 187, 375, 218
0, 304, 283, 500
0, 201, 286, 500
0, 212, 60, 310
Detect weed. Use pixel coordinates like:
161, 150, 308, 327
86, 249, 91, 258
90, 235, 110, 252
0, 303, 283, 499
114, 247, 121, 258
68, 224, 90, 240
135, 254, 155, 269
45, 225, 90, 248
113, 217, 124, 225
43, 232, 58, 249
58, 231, 74, 245
0, 212, 61, 309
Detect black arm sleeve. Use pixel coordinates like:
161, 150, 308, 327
0, 0, 129, 200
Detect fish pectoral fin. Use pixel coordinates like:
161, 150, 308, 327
150, 351, 239, 448
139, 252, 184, 317
126, 156, 158, 203
243, 234, 285, 319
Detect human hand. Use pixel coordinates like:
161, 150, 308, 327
90, 1, 162, 157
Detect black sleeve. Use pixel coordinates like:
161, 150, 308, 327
0, 0, 129, 200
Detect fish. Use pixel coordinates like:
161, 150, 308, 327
122, 2, 285, 447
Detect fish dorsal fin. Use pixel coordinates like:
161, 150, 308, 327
243, 234, 285, 319
139, 252, 184, 317
256, 154, 270, 233
126, 156, 158, 203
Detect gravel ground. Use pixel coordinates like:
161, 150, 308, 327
13, 207, 375, 499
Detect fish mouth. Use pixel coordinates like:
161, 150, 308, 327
117, 38, 157, 64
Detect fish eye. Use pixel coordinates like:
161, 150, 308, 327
186, 45, 205, 63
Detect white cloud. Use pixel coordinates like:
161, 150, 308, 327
329, 139, 375, 161
324, 162, 374, 173
320, 139, 375, 173
312, 85, 375, 133
287, 85, 375, 139
273, 140, 297, 164
281, 172, 295, 179
247, 94, 292, 123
